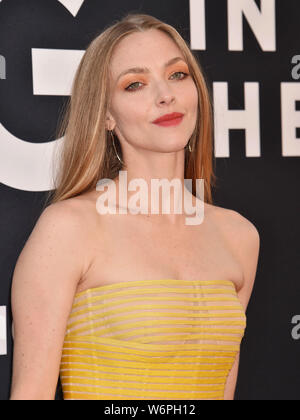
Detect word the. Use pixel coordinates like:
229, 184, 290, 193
214, 82, 300, 157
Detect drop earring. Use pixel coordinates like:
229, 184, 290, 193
186, 139, 193, 153
109, 130, 124, 165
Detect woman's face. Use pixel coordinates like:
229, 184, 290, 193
107, 28, 199, 155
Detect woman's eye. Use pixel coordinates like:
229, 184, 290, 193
125, 81, 143, 91
171, 71, 189, 80
125, 71, 189, 92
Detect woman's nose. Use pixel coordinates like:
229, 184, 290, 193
155, 81, 176, 106
158, 94, 175, 105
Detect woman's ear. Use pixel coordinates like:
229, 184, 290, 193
106, 111, 116, 131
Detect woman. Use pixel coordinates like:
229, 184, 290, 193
10, 13, 260, 400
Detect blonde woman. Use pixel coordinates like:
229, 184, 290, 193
10, 13, 260, 400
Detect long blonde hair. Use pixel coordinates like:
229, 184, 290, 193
44, 13, 217, 208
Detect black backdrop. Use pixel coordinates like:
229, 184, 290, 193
0, 0, 299, 400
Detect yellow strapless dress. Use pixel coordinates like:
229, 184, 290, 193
59, 279, 246, 400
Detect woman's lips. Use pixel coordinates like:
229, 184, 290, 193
153, 115, 184, 127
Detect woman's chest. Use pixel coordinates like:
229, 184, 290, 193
77, 210, 244, 294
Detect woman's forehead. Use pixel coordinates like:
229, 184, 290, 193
110, 32, 183, 76
110, 39, 185, 79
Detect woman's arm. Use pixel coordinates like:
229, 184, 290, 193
223, 211, 260, 400
10, 201, 90, 400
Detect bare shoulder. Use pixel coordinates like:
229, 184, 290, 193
40, 199, 84, 237
206, 203, 260, 308
206, 202, 260, 244
40, 198, 94, 271
42, 198, 80, 218
42, 194, 94, 229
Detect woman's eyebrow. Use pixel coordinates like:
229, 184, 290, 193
116, 57, 187, 82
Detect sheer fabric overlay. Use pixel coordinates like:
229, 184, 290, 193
60, 279, 247, 400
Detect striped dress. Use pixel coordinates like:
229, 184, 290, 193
59, 279, 246, 400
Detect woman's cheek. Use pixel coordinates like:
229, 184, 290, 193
188, 81, 199, 106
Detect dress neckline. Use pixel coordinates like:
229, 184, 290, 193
74, 278, 238, 299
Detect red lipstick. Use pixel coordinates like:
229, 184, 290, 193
152, 112, 184, 127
